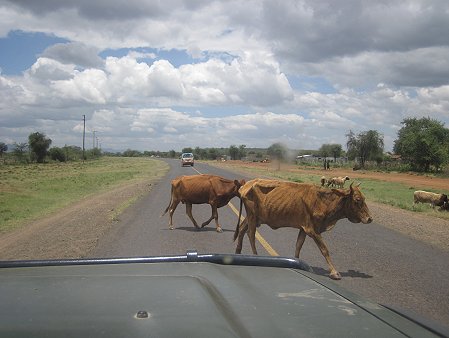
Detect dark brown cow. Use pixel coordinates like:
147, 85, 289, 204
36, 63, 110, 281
163, 174, 245, 232
234, 179, 372, 279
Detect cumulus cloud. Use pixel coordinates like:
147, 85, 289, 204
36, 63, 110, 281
9, 51, 292, 107
41, 42, 103, 68
0, 0, 449, 152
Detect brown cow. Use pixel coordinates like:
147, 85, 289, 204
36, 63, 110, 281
234, 179, 372, 280
413, 190, 448, 209
163, 174, 245, 232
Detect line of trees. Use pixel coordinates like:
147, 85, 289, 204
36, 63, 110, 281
2, 117, 448, 172
1, 132, 101, 164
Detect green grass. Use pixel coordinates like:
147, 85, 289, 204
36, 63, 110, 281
0, 157, 169, 231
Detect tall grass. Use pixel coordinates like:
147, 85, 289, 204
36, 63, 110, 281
0, 157, 169, 231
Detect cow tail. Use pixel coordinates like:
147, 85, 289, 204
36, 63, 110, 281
233, 197, 243, 241
161, 184, 174, 217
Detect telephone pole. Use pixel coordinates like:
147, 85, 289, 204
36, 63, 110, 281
82, 115, 86, 163
92, 130, 96, 157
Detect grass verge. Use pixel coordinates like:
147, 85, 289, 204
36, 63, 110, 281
0, 157, 169, 231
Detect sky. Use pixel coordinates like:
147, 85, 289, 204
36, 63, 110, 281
1, 1, 449, 152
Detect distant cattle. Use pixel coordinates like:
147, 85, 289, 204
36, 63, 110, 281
234, 179, 372, 280
163, 174, 245, 232
320, 176, 327, 187
327, 176, 350, 188
413, 190, 448, 209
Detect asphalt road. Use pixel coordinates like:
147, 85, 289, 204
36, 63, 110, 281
91, 159, 449, 329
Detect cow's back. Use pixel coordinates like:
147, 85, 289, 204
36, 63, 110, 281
249, 182, 319, 228
175, 174, 238, 204
414, 190, 437, 203
174, 175, 213, 204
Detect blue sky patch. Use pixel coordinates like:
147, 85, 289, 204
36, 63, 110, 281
100, 47, 237, 68
0, 30, 68, 75
287, 75, 336, 94
100, 47, 199, 68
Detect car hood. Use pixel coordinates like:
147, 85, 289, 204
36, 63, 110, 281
0, 253, 443, 338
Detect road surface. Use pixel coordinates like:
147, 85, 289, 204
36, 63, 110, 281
91, 159, 449, 328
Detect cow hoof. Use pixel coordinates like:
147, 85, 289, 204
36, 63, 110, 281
330, 272, 342, 280
169, 226, 174, 230
216, 227, 223, 233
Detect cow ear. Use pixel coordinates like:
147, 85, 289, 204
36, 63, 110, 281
349, 182, 354, 195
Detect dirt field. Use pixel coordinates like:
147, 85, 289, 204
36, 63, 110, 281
0, 161, 448, 261
221, 160, 449, 191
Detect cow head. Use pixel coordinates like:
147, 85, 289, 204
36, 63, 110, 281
345, 183, 373, 224
440, 199, 449, 211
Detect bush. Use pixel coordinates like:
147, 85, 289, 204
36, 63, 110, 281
49, 147, 66, 162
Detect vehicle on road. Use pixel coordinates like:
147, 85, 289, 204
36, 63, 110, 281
0, 251, 447, 337
181, 152, 194, 166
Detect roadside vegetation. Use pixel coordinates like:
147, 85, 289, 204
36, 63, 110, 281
0, 157, 168, 232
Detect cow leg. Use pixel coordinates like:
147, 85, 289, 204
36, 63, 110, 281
185, 203, 200, 229
201, 205, 222, 232
201, 214, 214, 227
235, 218, 248, 254
168, 199, 181, 230
310, 233, 341, 280
247, 217, 258, 255
213, 205, 222, 233
201, 204, 214, 227
294, 229, 307, 258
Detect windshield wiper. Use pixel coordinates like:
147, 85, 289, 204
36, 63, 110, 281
0, 250, 312, 272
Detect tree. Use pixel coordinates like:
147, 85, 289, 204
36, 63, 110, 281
329, 144, 342, 162
229, 145, 239, 160
0, 142, 7, 158
346, 130, 384, 168
49, 147, 66, 162
238, 144, 247, 159
28, 132, 52, 163
393, 117, 449, 172
182, 147, 193, 154
122, 149, 142, 157
12, 142, 28, 163
207, 148, 219, 160
267, 142, 288, 160
319, 144, 331, 158
319, 144, 342, 162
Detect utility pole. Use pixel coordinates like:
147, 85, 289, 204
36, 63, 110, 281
92, 130, 96, 158
82, 115, 85, 163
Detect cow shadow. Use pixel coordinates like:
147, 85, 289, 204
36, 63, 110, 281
168, 226, 235, 233
311, 266, 373, 279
